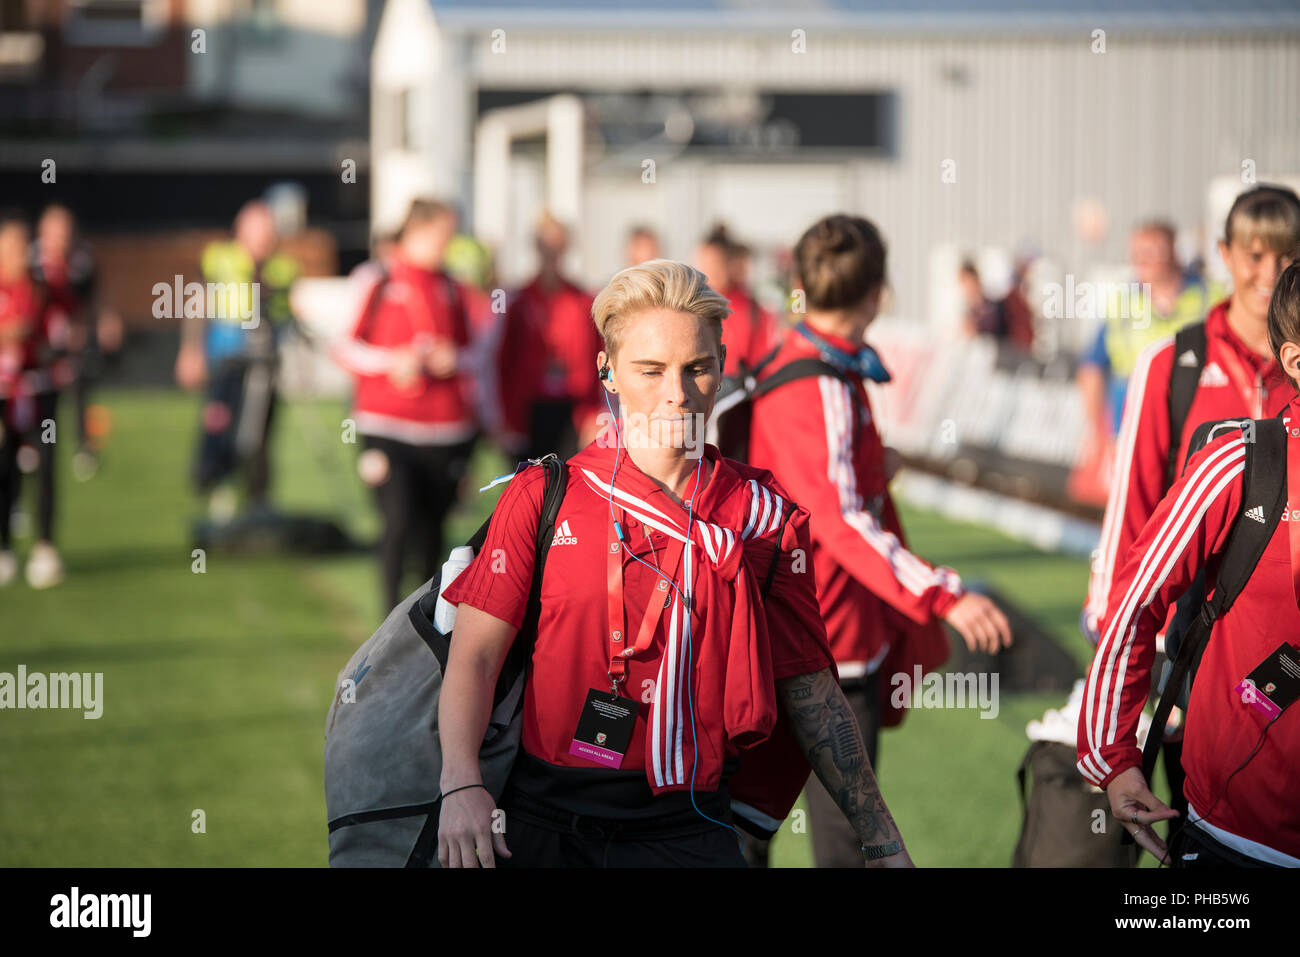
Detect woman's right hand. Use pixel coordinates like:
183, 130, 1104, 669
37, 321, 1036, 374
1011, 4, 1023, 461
942, 592, 1013, 654
1106, 766, 1178, 864
437, 785, 511, 868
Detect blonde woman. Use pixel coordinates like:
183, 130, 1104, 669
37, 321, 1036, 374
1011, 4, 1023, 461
436, 260, 913, 868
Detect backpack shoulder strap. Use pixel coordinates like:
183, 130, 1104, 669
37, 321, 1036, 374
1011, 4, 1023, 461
1141, 416, 1286, 782
760, 503, 795, 600
519, 456, 568, 650
1201, 417, 1286, 623
1166, 322, 1208, 488
753, 357, 855, 399
756, 357, 863, 437
412, 457, 567, 676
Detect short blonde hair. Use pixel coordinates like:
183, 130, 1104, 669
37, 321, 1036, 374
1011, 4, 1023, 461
591, 259, 731, 360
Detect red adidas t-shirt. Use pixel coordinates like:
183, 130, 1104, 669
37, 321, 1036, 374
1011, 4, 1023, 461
441, 439, 833, 799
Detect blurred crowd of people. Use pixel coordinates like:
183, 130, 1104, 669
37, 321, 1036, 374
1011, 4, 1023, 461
331, 201, 782, 609
0, 204, 123, 590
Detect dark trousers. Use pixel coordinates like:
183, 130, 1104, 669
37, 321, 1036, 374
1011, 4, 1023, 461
498, 788, 746, 868
524, 399, 579, 462
1171, 823, 1285, 869
805, 672, 883, 868
363, 434, 475, 612
0, 392, 58, 548
742, 672, 882, 869
193, 359, 277, 503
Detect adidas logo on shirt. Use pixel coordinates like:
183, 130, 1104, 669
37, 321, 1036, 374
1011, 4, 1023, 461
1244, 505, 1266, 524
550, 519, 578, 547
1198, 361, 1230, 388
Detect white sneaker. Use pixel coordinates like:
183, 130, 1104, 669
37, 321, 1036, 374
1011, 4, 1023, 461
0, 550, 16, 586
25, 542, 64, 589
209, 485, 238, 523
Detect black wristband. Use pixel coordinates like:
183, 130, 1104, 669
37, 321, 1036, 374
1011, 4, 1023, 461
441, 783, 488, 800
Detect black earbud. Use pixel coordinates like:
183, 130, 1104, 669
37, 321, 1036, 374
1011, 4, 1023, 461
599, 366, 612, 382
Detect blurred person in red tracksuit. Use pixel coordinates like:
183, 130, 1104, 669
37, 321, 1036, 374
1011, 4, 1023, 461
497, 211, 604, 460
0, 214, 66, 589
334, 198, 475, 612
1078, 260, 1300, 868
747, 213, 1013, 867
696, 224, 777, 377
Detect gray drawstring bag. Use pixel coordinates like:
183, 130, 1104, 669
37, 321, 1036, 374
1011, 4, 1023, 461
323, 456, 568, 867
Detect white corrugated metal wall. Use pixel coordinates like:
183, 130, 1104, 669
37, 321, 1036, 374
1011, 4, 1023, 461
458, 29, 1300, 318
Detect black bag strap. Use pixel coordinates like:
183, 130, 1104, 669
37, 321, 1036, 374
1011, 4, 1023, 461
1166, 322, 1207, 489
513, 455, 569, 664
754, 356, 862, 437
761, 504, 795, 600
1141, 415, 1287, 783
410, 456, 567, 700
753, 357, 856, 401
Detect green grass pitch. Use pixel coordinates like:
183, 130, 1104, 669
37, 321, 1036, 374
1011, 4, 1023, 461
0, 389, 1098, 867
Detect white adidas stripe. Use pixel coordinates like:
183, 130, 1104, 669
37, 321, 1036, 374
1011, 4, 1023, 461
819, 376, 948, 597
1086, 437, 1244, 758
1092, 439, 1245, 752
742, 480, 763, 539
1088, 336, 1174, 633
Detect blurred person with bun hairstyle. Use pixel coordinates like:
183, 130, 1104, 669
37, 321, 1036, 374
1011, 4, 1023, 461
747, 213, 1012, 867
696, 224, 776, 378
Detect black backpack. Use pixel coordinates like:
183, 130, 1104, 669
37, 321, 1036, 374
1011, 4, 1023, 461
709, 345, 860, 462
324, 455, 568, 866
1140, 413, 1288, 784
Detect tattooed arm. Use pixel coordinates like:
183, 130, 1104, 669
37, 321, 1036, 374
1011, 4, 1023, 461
776, 668, 914, 868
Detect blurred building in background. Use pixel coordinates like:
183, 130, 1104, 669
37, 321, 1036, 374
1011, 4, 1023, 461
0, 0, 382, 377
372, 0, 1300, 334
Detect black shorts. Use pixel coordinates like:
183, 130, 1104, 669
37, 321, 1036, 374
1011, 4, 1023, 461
497, 786, 746, 868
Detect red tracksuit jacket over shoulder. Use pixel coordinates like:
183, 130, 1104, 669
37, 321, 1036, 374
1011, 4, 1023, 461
441, 439, 834, 820
1084, 300, 1292, 640
1077, 391, 1300, 863
748, 325, 963, 686
333, 256, 475, 445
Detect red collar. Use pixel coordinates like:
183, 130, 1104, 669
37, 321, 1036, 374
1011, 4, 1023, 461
1208, 298, 1280, 375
